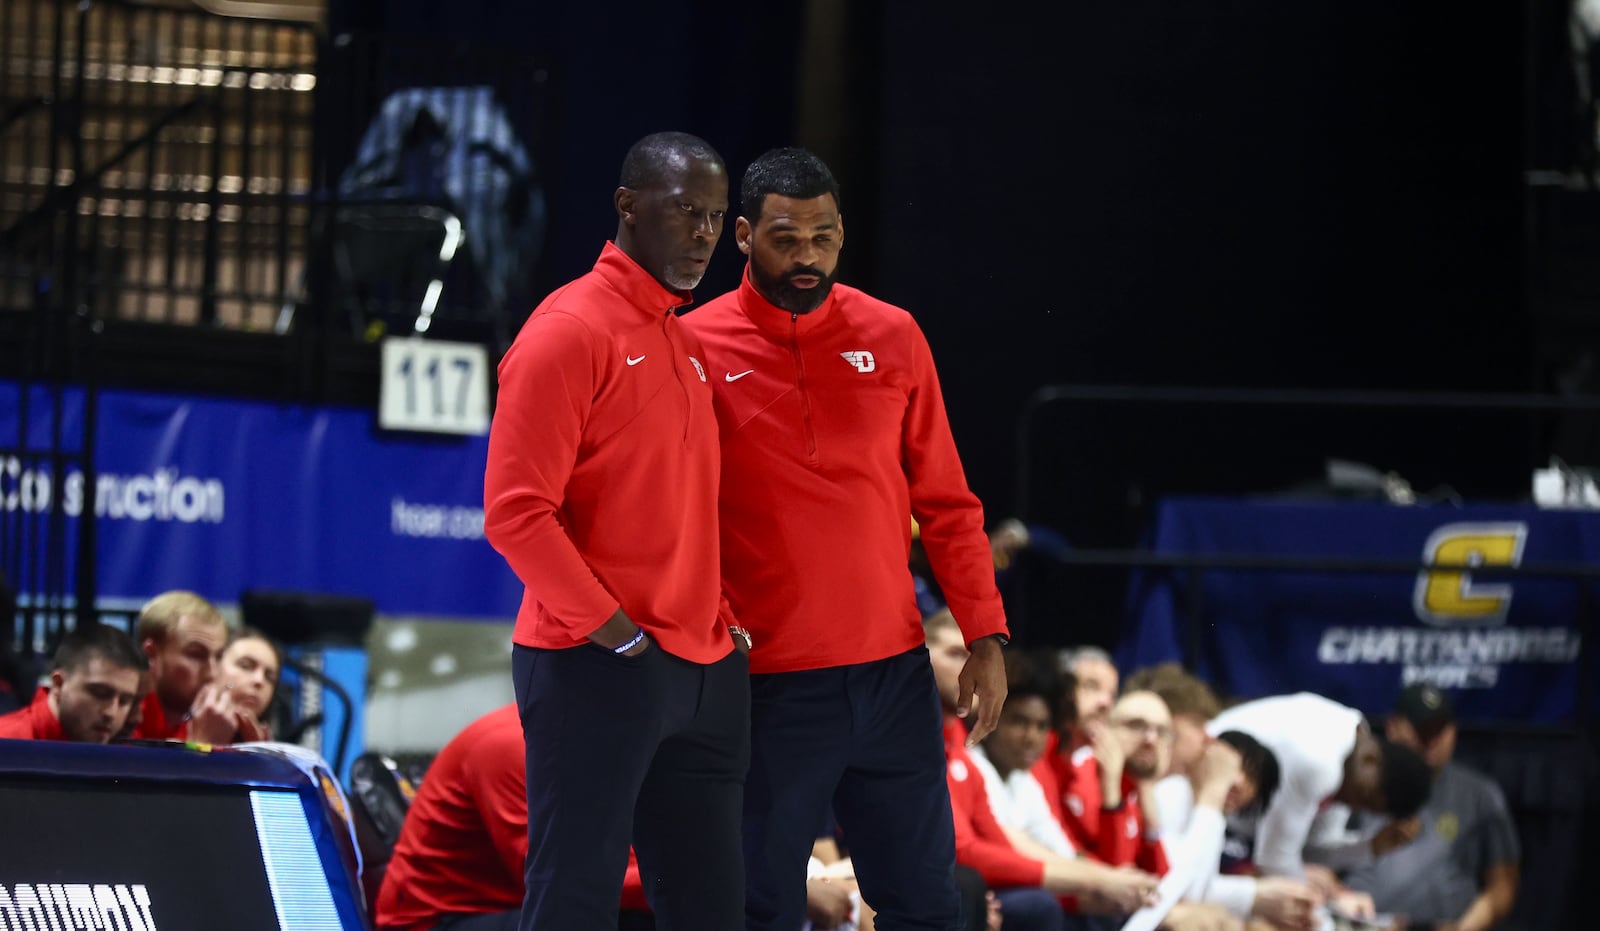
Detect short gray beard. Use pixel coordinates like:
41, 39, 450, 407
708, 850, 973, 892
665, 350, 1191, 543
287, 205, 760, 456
662, 264, 704, 291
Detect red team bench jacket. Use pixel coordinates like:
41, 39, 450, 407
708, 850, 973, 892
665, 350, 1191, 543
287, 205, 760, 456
1035, 734, 1169, 875
683, 270, 1007, 673
484, 243, 734, 664
943, 715, 1048, 889
0, 687, 65, 741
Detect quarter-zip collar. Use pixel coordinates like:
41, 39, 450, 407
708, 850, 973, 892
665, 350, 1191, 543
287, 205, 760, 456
733, 263, 839, 338
592, 241, 694, 318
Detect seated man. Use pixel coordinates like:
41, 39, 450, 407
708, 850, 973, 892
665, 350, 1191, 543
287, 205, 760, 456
1124, 664, 1219, 792
131, 590, 236, 744
1045, 689, 1172, 875
926, 611, 1159, 931
1132, 664, 1321, 930
375, 703, 651, 931
1056, 646, 1118, 754
1207, 692, 1432, 913
0, 622, 146, 743
969, 651, 1078, 860
1341, 685, 1519, 931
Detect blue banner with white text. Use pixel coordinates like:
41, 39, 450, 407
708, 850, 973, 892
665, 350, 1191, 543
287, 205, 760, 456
1, 381, 522, 620
1117, 497, 1600, 724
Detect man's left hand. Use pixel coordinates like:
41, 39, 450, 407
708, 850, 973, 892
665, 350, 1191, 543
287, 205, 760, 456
960, 635, 1008, 747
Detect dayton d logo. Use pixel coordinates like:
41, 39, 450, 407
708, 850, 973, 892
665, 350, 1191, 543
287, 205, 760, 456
1412, 522, 1527, 626
840, 350, 876, 373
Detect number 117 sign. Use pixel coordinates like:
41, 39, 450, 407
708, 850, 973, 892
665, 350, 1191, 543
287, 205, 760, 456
379, 337, 491, 436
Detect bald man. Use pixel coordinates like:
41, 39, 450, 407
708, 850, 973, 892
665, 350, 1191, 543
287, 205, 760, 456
484, 131, 748, 930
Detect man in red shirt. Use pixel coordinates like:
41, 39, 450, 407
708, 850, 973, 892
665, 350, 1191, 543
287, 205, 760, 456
483, 131, 748, 930
926, 612, 1159, 930
0, 623, 146, 743
130, 590, 236, 743
1059, 647, 1119, 753
681, 146, 1010, 930
1045, 690, 1172, 875
374, 704, 650, 931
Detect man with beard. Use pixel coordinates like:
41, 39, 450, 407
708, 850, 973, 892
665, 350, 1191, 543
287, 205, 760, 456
683, 148, 1011, 930
1053, 690, 1173, 874
483, 131, 749, 930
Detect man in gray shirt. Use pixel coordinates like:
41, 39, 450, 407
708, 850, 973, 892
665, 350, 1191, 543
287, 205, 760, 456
1343, 684, 1520, 930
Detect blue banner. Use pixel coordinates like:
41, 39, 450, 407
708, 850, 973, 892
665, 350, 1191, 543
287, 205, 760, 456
1, 381, 522, 620
1118, 497, 1600, 724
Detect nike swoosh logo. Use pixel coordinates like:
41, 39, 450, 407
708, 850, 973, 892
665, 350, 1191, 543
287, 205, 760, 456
626, 354, 646, 366
725, 370, 754, 382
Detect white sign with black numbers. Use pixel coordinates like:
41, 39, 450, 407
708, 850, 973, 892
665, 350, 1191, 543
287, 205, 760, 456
379, 337, 491, 436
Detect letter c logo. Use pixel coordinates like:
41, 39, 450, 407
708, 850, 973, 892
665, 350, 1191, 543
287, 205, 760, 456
1412, 522, 1526, 626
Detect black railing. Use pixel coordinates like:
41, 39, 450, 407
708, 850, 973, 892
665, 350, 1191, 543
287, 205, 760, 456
2, 3, 553, 657
1015, 384, 1600, 528
1, 0, 319, 331
1007, 384, 1600, 729
1, 0, 317, 655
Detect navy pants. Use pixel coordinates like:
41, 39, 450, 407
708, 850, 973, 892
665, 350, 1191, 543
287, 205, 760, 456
431, 910, 654, 931
513, 641, 750, 931
433, 911, 517, 930
994, 890, 1066, 931
744, 646, 962, 931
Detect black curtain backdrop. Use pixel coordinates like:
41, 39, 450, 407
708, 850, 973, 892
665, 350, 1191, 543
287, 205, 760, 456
872, 1, 1528, 529
332, 0, 1535, 639
325, 0, 806, 307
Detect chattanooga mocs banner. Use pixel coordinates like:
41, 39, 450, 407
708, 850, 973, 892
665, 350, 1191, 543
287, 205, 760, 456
1118, 497, 1599, 724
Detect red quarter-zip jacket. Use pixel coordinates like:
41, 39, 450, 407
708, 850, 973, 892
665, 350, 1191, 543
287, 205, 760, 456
943, 714, 1048, 888
1036, 736, 1170, 875
683, 268, 1008, 673
484, 243, 732, 664
0, 686, 66, 741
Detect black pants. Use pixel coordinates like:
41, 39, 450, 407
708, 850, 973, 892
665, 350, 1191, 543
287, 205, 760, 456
953, 865, 990, 931
513, 641, 750, 931
434, 911, 518, 931
743, 646, 962, 931
431, 909, 655, 930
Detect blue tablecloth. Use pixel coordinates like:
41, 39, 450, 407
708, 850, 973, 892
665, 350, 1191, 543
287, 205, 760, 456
1117, 497, 1600, 724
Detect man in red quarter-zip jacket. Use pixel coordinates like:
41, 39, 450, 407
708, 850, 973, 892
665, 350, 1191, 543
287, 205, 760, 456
483, 132, 749, 931
682, 147, 1010, 931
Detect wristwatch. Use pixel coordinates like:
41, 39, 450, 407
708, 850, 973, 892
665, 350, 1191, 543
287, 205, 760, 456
972, 633, 1009, 648
729, 626, 753, 651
